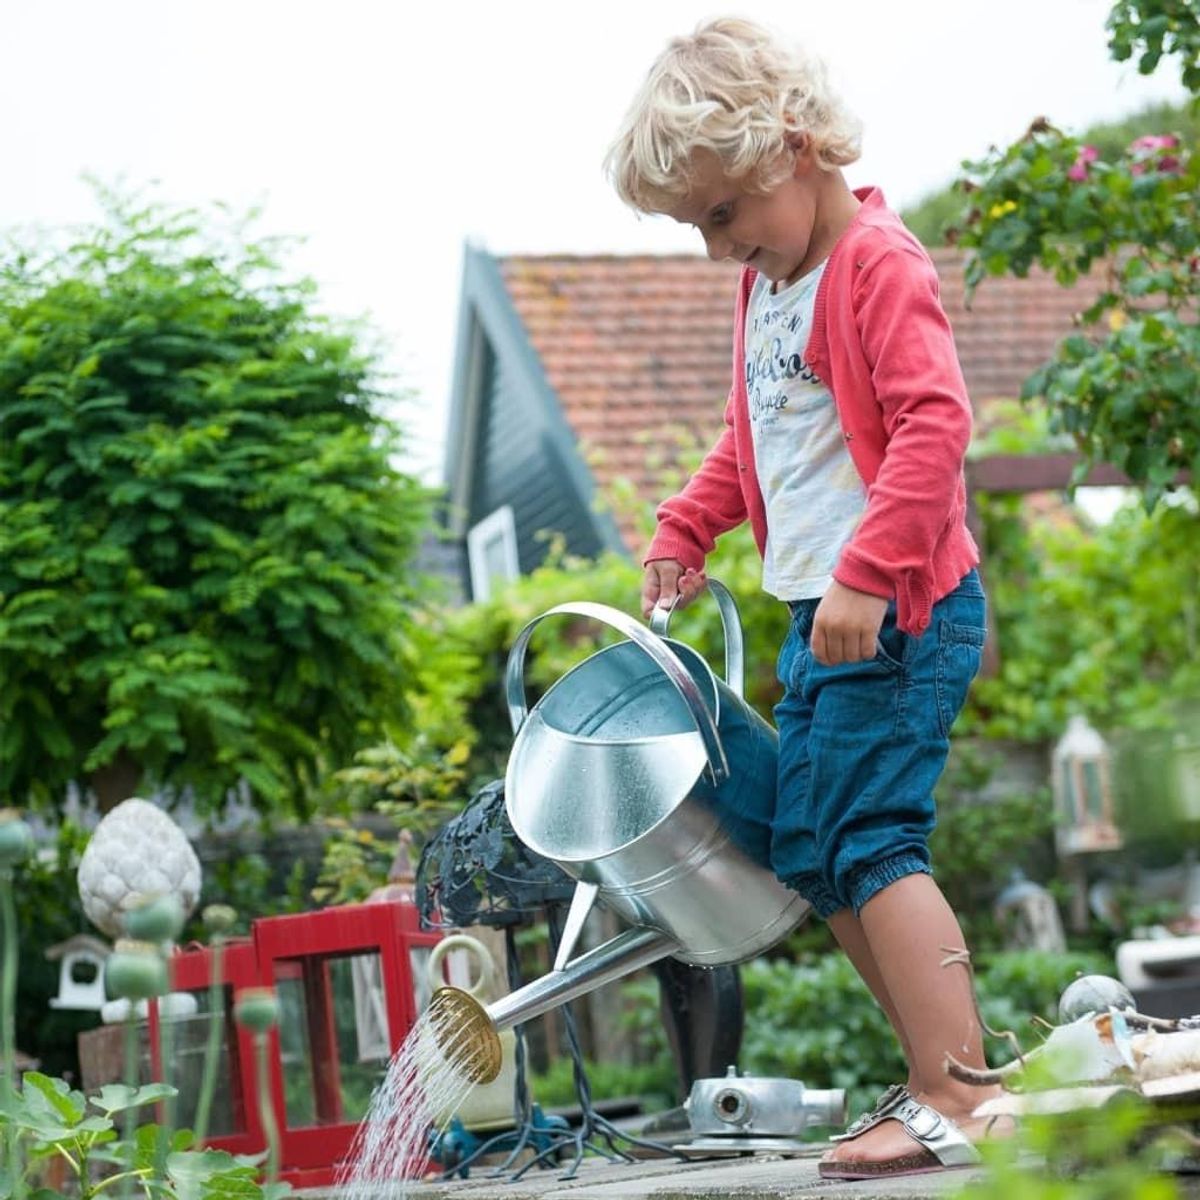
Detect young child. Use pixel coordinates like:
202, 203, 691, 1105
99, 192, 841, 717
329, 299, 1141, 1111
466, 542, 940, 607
604, 17, 1001, 1181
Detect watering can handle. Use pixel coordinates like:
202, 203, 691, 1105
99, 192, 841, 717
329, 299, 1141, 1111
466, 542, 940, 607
505, 601, 730, 784
647, 578, 745, 699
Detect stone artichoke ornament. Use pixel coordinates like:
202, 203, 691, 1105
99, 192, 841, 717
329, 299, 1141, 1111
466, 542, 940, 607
77, 798, 202, 938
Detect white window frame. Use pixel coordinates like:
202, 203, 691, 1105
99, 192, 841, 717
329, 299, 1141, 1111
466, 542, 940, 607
466, 505, 520, 602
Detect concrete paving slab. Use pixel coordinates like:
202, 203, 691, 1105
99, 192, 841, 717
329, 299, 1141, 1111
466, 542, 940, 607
332, 1149, 1200, 1199
355, 1149, 986, 1199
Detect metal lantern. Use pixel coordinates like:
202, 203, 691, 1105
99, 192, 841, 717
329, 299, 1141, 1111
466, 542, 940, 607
1052, 714, 1122, 857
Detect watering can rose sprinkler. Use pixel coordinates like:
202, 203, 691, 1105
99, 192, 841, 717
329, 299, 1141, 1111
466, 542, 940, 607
429, 580, 810, 1085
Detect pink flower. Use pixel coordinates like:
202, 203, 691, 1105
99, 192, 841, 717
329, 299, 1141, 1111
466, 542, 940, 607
1068, 144, 1098, 182
1129, 134, 1179, 153
1128, 133, 1183, 175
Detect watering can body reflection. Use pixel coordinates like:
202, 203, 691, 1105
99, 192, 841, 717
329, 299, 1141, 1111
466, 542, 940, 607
431, 582, 809, 1083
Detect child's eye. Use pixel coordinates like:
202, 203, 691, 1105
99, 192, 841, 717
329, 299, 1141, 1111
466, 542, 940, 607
711, 203, 734, 226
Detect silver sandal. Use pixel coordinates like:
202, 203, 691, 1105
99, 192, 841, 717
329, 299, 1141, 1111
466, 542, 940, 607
821, 1088, 982, 1179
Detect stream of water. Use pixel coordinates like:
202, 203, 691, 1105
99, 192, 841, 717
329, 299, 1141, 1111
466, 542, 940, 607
340, 999, 486, 1199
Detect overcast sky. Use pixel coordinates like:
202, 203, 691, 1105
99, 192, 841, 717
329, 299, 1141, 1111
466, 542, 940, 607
4, 1, 1187, 481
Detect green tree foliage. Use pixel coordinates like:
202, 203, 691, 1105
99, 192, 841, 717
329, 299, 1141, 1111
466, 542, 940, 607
952, 0, 1199, 504
0, 190, 432, 815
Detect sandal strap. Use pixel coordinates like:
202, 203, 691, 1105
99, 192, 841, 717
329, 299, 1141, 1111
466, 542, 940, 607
830, 1083, 910, 1142
888, 1097, 982, 1168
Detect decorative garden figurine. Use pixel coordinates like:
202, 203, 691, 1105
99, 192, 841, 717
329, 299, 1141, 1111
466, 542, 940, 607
77, 798, 201, 937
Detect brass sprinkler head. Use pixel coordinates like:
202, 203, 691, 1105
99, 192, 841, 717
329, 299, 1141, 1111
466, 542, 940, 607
427, 986, 502, 1085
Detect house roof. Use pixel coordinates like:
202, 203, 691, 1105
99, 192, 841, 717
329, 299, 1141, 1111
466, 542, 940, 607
497, 249, 1101, 551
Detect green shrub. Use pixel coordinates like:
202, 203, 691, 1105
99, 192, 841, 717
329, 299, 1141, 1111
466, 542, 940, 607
954, 1086, 1186, 1200
528, 1054, 675, 1115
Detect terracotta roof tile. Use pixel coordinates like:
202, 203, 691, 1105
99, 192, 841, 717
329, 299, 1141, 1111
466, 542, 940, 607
498, 250, 1103, 553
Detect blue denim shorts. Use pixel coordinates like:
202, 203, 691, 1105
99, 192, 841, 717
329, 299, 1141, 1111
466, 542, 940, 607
771, 570, 986, 919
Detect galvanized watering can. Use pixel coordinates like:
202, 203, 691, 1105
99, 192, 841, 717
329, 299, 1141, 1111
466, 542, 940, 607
431, 581, 809, 1083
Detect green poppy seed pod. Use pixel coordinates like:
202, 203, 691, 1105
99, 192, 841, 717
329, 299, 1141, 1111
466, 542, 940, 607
124, 894, 185, 942
234, 987, 280, 1033
0, 811, 34, 869
106, 939, 169, 1001
202, 904, 237, 935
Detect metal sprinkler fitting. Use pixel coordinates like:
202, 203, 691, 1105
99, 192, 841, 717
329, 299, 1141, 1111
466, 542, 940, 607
428, 986, 502, 1085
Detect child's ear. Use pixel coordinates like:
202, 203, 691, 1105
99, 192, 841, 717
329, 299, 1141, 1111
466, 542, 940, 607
786, 130, 814, 170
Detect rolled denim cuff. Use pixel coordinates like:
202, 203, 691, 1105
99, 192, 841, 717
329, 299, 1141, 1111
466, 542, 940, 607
783, 872, 843, 920
848, 852, 931, 916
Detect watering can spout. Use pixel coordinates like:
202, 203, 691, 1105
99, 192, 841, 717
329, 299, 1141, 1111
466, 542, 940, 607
429, 925, 677, 1084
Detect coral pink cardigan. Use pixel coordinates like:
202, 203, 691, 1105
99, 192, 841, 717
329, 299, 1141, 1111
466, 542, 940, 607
645, 187, 979, 637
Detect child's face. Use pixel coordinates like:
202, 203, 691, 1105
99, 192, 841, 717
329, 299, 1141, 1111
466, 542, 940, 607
668, 143, 821, 285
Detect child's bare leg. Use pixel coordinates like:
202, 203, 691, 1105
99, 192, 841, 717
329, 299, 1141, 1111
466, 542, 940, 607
824, 873, 1003, 1167
826, 909, 921, 1095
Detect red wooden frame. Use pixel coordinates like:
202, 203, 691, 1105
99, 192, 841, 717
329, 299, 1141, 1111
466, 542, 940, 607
150, 901, 442, 1188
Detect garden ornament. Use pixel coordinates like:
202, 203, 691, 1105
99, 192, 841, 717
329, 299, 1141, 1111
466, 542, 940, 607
77, 797, 201, 938
45, 934, 110, 1011
1058, 973, 1136, 1023
993, 870, 1066, 953
429, 581, 809, 1083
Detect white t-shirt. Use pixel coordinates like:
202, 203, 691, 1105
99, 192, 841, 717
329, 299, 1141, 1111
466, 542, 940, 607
746, 264, 866, 601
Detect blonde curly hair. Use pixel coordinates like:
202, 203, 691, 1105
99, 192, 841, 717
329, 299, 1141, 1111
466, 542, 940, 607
604, 17, 862, 214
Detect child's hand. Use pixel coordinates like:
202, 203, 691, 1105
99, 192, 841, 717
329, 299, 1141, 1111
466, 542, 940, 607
642, 560, 707, 619
811, 581, 890, 665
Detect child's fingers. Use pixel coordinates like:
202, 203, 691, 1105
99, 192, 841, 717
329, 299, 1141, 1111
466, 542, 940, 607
642, 560, 683, 617
677, 568, 708, 608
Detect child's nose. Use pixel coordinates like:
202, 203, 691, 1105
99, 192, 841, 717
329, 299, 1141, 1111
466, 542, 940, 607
704, 231, 733, 262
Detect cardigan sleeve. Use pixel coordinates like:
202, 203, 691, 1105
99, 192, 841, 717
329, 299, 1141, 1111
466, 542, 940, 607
832, 246, 972, 605
644, 395, 749, 569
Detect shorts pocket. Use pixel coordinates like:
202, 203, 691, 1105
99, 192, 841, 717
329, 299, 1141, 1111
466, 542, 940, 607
787, 640, 812, 692
777, 624, 811, 692
873, 620, 908, 673
935, 620, 985, 739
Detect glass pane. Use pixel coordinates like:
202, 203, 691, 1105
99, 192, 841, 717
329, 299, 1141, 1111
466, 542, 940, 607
165, 987, 242, 1136
272, 954, 394, 1128
330, 955, 390, 1122
1058, 762, 1077, 821
410, 947, 433, 1015
274, 962, 317, 1128
1082, 761, 1104, 818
